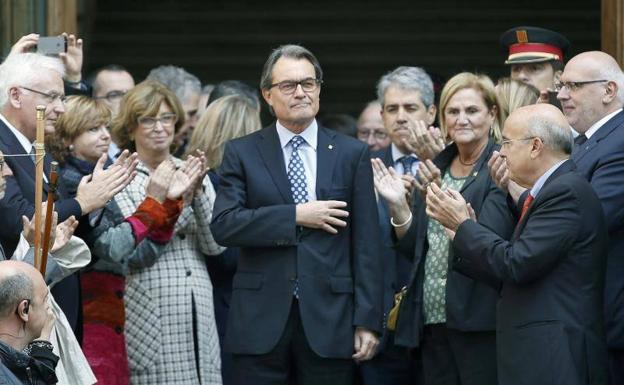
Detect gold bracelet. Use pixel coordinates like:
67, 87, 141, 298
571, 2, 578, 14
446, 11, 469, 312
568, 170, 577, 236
390, 212, 413, 228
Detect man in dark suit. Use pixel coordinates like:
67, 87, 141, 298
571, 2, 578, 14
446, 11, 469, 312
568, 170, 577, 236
0, 52, 135, 338
361, 66, 438, 385
555, 52, 624, 384
211, 44, 383, 385
428, 104, 609, 385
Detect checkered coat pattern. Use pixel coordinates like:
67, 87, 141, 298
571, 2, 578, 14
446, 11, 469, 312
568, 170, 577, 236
114, 158, 225, 385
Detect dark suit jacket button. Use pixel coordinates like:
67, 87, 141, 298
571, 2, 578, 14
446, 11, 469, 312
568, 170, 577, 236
115, 290, 124, 299
115, 326, 123, 334
186, 270, 192, 277
179, 234, 186, 240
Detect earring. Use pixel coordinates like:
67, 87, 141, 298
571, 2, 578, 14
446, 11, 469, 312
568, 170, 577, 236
68, 144, 74, 152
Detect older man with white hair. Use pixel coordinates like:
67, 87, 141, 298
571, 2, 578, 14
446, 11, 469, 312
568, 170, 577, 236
0, 52, 136, 344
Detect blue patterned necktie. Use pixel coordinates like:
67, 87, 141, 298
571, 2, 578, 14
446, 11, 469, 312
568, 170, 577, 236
287, 135, 309, 204
398, 156, 417, 176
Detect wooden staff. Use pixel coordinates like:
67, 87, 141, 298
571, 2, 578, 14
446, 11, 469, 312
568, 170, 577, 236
40, 162, 58, 275
33, 105, 45, 273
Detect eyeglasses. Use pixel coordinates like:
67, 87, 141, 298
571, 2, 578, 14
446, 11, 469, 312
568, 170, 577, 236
501, 137, 537, 147
138, 113, 178, 129
357, 130, 388, 140
94, 90, 127, 102
553, 80, 608, 92
19, 86, 66, 104
269, 78, 322, 95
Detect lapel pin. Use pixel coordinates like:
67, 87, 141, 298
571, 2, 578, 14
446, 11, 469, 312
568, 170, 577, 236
328, 144, 333, 150
473, 171, 478, 177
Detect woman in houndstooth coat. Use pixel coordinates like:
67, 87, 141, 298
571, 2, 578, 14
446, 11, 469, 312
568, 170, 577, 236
111, 80, 225, 385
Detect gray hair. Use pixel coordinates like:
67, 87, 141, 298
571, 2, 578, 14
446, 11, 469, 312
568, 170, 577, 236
259, 45, 323, 90
0, 53, 65, 108
376, 66, 434, 107
0, 270, 33, 318
527, 116, 573, 155
147, 65, 201, 104
598, 66, 624, 104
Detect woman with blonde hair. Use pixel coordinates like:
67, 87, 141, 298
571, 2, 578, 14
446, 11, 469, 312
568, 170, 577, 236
373, 72, 515, 385
186, 94, 261, 169
184, 93, 261, 385
495, 77, 540, 124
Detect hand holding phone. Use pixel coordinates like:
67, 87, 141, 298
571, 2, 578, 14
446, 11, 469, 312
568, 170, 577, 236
37, 36, 67, 55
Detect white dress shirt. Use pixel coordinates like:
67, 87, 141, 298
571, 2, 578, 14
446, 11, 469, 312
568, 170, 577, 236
276, 119, 318, 201
391, 144, 419, 176
584, 108, 623, 140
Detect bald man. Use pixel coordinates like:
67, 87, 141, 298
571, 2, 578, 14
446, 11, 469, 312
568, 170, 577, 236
556, 51, 624, 384
0, 260, 57, 384
427, 104, 609, 385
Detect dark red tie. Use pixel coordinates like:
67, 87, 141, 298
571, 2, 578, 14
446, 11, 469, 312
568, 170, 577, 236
520, 193, 534, 221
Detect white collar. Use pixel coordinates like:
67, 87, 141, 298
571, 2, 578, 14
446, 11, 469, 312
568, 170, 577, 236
391, 143, 416, 163
0, 113, 33, 153
276, 119, 318, 151
529, 159, 567, 198
584, 108, 623, 139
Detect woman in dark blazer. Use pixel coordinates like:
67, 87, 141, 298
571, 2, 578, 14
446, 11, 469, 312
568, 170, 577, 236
373, 72, 515, 385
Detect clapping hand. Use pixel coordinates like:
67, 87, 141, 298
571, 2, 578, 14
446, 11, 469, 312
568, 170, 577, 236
403, 121, 445, 161
425, 184, 473, 240
146, 160, 176, 203
76, 151, 138, 214
21, 202, 57, 249
51, 216, 79, 253
169, 156, 204, 201
413, 159, 442, 198
371, 158, 408, 206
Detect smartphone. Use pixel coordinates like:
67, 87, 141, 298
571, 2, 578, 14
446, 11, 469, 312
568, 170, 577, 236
548, 90, 563, 111
37, 36, 67, 55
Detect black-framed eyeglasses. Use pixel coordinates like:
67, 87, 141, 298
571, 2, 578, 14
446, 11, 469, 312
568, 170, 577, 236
269, 78, 322, 95
553, 80, 608, 92
501, 137, 538, 147
138, 113, 178, 129
94, 90, 127, 102
18, 86, 66, 104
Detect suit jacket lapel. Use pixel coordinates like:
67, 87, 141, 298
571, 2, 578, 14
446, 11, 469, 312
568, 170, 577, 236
572, 110, 624, 163
256, 125, 293, 204
316, 127, 338, 199
512, 159, 576, 239
0, 121, 49, 194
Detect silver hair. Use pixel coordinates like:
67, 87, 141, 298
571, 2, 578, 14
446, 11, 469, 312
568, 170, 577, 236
526, 116, 573, 155
0, 270, 33, 318
146, 65, 201, 104
598, 65, 624, 104
259, 45, 323, 90
376, 66, 434, 107
0, 53, 65, 108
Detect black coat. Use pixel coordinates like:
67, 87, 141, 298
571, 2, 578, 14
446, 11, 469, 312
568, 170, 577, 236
453, 159, 609, 385
571, 110, 624, 349
0, 340, 58, 385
